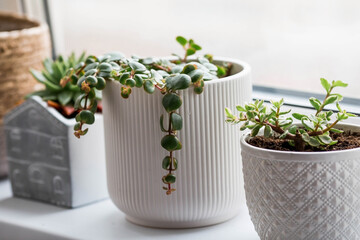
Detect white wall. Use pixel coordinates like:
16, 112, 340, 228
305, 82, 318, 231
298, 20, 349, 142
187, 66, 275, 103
2, 0, 360, 98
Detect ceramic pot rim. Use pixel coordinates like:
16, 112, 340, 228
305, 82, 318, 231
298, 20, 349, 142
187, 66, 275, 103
109, 56, 251, 89
240, 123, 360, 162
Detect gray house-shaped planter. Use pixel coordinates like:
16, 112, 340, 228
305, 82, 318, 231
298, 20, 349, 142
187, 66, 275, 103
4, 96, 107, 208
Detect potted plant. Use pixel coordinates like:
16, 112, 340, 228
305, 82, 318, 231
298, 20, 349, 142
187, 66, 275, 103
3, 53, 107, 208
226, 79, 360, 239
56, 36, 252, 227
0, 12, 51, 178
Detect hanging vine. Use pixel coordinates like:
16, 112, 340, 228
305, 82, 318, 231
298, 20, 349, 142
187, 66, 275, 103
59, 36, 232, 195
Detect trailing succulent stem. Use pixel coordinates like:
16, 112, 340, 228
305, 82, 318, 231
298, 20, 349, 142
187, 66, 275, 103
226, 78, 357, 151
57, 36, 231, 195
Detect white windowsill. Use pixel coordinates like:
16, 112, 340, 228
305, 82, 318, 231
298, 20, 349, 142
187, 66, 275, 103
0, 180, 259, 240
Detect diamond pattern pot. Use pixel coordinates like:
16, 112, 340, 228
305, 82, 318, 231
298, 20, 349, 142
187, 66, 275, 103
241, 124, 360, 240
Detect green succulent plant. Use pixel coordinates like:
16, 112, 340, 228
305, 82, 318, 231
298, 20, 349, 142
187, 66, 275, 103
28, 52, 94, 108
225, 78, 357, 151
59, 36, 232, 195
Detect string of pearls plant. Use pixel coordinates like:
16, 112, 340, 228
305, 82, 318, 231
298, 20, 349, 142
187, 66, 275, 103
59, 36, 232, 195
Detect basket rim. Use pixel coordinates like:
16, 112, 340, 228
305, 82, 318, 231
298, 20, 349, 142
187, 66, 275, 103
0, 11, 48, 39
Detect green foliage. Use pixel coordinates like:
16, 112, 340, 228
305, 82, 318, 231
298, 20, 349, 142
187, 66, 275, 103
28, 52, 89, 107
55, 36, 234, 195
225, 78, 356, 151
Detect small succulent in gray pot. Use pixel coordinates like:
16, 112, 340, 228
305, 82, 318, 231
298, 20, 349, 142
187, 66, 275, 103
4, 53, 107, 208
226, 79, 360, 240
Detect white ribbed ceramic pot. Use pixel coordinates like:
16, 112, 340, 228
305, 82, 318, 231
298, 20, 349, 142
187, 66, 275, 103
241, 123, 360, 240
102, 58, 252, 228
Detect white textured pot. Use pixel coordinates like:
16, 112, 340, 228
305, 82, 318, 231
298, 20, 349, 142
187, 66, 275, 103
241, 123, 360, 240
102, 57, 252, 228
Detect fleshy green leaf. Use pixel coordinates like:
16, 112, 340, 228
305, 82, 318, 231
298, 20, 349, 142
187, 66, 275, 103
166, 74, 191, 90
163, 174, 176, 184
58, 91, 73, 106
176, 36, 187, 46
161, 135, 182, 151
188, 69, 204, 83
144, 80, 155, 94
162, 156, 171, 170
134, 75, 143, 88
330, 128, 343, 133
190, 43, 202, 50
264, 125, 272, 137
308, 137, 321, 147
162, 93, 182, 112
332, 80, 348, 88
129, 61, 146, 73
181, 64, 196, 74
171, 113, 183, 131
320, 78, 331, 93
318, 134, 332, 144
95, 77, 106, 90
186, 48, 196, 56
279, 130, 289, 139
324, 95, 338, 106
309, 97, 321, 111
160, 115, 167, 132
98, 63, 112, 73
79, 110, 95, 125
302, 119, 315, 130
251, 125, 262, 137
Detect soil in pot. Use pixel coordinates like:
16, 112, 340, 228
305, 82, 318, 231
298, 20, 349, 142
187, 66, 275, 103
247, 131, 360, 151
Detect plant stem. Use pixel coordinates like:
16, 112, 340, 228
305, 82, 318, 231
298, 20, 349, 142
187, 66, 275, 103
316, 87, 333, 116
309, 119, 339, 136
153, 64, 171, 73
225, 63, 233, 78
76, 64, 86, 75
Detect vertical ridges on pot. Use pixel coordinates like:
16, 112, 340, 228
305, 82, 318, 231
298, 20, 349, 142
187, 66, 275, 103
103, 61, 252, 227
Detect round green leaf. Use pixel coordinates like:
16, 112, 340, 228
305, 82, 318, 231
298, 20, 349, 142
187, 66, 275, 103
144, 80, 155, 94
171, 113, 182, 131
129, 61, 146, 73
194, 86, 204, 94
86, 76, 98, 87
119, 73, 130, 84
109, 62, 120, 71
126, 78, 136, 87
163, 174, 176, 184
166, 74, 191, 90
76, 76, 85, 88
98, 63, 112, 73
85, 69, 97, 77
121, 86, 132, 98
134, 75, 143, 88
176, 36, 187, 46
84, 62, 99, 72
186, 48, 196, 56
162, 93, 182, 112
181, 64, 196, 74
98, 71, 111, 78
173, 158, 178, 170
162, 156, 171, 170
79, 110, 95, 125
74, 123, 81, 131
95, 77, 106, 90
161, 135, 182, 151
70, 74, 78, 84
188, 69, 204, 83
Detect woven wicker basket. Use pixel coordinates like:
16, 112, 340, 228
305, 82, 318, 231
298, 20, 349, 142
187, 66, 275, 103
0, 12, 51, 178
0, 12, 51, 123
